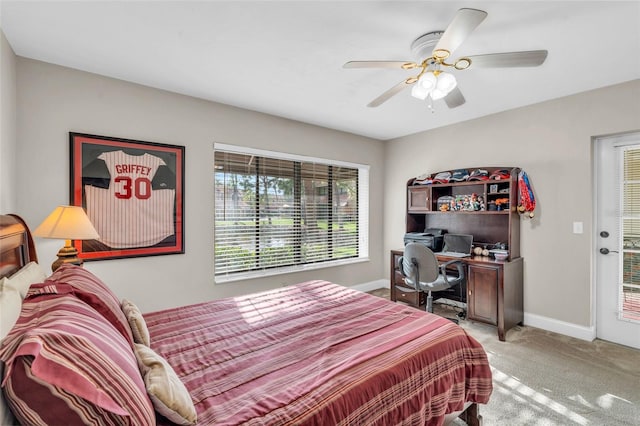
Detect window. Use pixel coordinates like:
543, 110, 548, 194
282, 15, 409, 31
214, 144, 369, 282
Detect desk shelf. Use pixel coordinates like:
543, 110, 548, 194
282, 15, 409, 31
406, 167, 521, 260
423, 210, 511, 215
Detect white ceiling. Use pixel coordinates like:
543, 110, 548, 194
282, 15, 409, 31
2, 1, 639, 140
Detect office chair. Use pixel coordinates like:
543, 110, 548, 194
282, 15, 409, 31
398, 243, 466, 315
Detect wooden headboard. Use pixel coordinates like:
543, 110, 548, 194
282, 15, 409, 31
0, 214, 38, 279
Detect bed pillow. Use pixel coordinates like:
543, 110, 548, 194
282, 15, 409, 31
0, 281, 21, 426
0, 282, 21, 339
134, 343, 197, 425
122, 299, 151, 346
46, 264, 134, 345
1, 261, 47, 298
0, 283, 155, 425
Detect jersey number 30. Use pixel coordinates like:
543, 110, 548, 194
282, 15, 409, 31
114, 176, 152, 200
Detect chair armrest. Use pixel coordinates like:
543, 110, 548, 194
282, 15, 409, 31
398, 256, 407, 277
438, 259, 465, 284
439, 259, 463, 268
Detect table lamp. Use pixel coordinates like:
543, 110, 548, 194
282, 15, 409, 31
33, 205, 100, 272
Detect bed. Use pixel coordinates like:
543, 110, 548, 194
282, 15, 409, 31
0, 213, 492, 425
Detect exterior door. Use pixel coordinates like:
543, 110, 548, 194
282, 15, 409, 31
595, 132, 640, 349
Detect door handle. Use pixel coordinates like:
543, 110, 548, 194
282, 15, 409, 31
599, 248, 619, 255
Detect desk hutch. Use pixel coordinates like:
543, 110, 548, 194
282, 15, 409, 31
391, 167, 524, 341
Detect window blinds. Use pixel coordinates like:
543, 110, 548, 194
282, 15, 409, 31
214, 147, 367, 279
623, 147, 640, 248
622, 146, 640, 321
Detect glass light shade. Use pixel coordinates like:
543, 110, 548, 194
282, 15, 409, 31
436, 72, 457, 93
418, 72, 437, 90
430, 87, 448, 100
34, 206, 99, 240
411, 83, 430, 100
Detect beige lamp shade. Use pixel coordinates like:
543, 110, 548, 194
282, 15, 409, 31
33, 206, 99, 240
33, 206, 99, 272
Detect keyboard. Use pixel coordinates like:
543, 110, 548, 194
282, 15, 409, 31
436, 251, 471, 258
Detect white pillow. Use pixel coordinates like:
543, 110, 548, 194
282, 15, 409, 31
134, 343, 197, 425
0, 278, 22, 426
3, 261, 47, 298
122, 299, 150, 346
1, 279, 22, 339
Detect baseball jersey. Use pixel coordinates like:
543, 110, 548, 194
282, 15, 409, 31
85, 150, 175, 249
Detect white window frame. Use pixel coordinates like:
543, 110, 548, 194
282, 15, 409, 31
214, 143, 369, 283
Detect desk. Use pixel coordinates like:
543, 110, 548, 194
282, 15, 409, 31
391, 249, 523, 341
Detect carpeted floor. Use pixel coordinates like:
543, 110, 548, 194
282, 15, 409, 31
367, 288, 640, 425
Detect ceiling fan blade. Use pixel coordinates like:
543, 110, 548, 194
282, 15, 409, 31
367, 79, 413, 107
444, 87, 465, 108
433, 8, 487, 58
464, 50, 548, 68
343, 60, 418, 70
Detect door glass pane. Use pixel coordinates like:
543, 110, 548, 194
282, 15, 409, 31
621, 148, 640, 321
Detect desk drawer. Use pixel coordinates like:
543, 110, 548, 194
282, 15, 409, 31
394, 270, 406, 285
394, 285, 425, 307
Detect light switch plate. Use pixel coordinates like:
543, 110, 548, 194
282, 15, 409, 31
573, 222, 583, 234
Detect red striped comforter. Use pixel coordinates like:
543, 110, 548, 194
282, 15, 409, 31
145, 281, 492, 425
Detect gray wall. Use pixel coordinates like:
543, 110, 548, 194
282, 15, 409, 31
10, 56, 385, 312
384, 79, 640, 332
1, 30, 16, 213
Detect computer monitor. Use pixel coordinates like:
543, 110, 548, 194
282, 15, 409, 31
442, 233, 474, 255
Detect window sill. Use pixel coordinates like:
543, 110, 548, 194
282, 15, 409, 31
214, 256, 370, 284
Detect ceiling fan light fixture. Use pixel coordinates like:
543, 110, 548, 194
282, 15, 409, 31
411, 83, 430, 100
436, 72, 457, 93
412, 71, 456, 102
418, 72, 437, 91
430, 87, 448, 100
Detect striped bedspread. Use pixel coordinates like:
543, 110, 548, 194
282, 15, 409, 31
145, 281, 492, 425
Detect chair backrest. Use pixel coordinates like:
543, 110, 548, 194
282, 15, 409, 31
401, 243, 439, 285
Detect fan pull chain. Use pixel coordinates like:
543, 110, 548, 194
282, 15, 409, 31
427, 97, 435, 113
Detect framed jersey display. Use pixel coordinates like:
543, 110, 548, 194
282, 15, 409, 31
70, 132, 185, 261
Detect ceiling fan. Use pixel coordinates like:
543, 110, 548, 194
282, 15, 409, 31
343, 8, 548, 108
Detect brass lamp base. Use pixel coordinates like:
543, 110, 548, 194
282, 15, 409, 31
51, 241, 84, 272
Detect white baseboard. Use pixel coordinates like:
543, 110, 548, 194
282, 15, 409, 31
349, 279, 389, 293
523, 312, 596, 342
